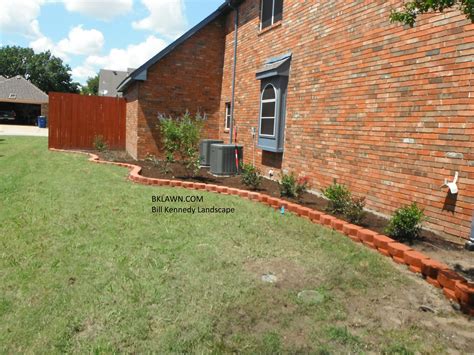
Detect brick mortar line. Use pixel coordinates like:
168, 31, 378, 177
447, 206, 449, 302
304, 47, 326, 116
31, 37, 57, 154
50, 148, 474, 317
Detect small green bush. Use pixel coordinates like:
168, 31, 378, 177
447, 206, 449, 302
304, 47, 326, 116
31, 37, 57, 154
385, 203, 425, 243
322, 182, 351, 214
93, 135, 108, 152
279, 173, 308, 199
158, 111, 204, 176
344, 196, 366, 224
241, 163, 262, 190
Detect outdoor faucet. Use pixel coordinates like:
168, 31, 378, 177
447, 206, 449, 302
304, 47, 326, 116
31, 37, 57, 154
441, 171, 459, 194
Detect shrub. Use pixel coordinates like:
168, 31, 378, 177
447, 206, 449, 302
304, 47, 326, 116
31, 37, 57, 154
385, 203, 425, 243
279, 172, 309, 199
241, 163, 262, 190
93, 135, 108, 152
344, 196, 366, 224
158, 112, 204, 175
322, 182, 351, 214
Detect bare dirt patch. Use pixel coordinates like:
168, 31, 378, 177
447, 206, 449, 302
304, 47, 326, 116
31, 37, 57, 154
239, 257, 474, 353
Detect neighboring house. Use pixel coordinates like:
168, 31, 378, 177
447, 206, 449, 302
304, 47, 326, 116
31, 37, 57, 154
0, 75, 48, 125
118, 0, 474, 242
99, 69, 133, 97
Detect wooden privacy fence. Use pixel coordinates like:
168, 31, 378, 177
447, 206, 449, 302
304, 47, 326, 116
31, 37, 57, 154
48, 92, 126, 150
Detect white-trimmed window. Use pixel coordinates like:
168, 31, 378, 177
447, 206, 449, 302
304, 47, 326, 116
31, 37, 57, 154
224, 102, 231, 131
259, 84, 277, 137
261, 0, 283, 29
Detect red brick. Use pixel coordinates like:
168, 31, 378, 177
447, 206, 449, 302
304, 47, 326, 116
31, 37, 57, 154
216, 185, 227, 193
454, 282, 474, 307
404, 250, 429, 269
378, 248, 391, 257
171, 180, 183, 187
320, 215, 336, 226
298, 206, 312, 217
309, 210, 322, 222
408, 265, 422, 274
357, 229, 377, 245
342, 224, 362, 237
373, 235, 394, 250
331, 219, 345, 232
238, 190, 249, 198
348, 235, 362, 243
387, 243, 412, 259
421, 259, 449, 279
426, 276, 441, 288
443, 288, 458, 302
438, 269, 467, 291
247, 192, 259, 200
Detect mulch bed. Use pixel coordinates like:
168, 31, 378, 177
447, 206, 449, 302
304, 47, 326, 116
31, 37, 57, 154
96, 150, 473, 282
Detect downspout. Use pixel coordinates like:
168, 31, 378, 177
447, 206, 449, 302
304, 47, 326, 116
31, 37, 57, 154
229, 2, 239, 144
466, 212, 474, 251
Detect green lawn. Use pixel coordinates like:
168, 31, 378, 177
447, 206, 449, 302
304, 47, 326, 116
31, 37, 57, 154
0, 137, 471, 353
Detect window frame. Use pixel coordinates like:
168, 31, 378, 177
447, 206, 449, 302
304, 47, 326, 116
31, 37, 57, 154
260, 0, 283, 30
259, 83, 277, 138
224, 102, 231, 131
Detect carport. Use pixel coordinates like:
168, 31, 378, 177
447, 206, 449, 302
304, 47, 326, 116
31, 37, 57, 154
0, 75, 48, 126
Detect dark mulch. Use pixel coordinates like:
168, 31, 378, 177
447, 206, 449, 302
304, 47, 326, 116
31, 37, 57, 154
95, 150, 473, 281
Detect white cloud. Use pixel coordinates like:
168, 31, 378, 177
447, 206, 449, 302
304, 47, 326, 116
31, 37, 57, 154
57, 25, 104, 55
71, 65, 97, 80
132, 0, 187, 39
30, 35, 57, 54
63, 0, 133, 20
29, 25, 104, 61
71, 35, 167, 82
0, 0, 44, 38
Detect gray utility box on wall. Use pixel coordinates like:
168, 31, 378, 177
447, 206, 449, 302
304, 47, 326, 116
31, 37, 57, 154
199, 139, 224, 166
210, 144, 243, 176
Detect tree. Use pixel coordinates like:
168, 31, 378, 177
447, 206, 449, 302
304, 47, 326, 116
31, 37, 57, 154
0, 46, 79, 94
390, 0, 474, 27
81, 74, 99, 95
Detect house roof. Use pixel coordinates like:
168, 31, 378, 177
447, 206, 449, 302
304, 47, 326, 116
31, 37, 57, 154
98, 69, 132, 97
0, 75, 6, 82
0, 75, 48, 104
117, 0, 243, 92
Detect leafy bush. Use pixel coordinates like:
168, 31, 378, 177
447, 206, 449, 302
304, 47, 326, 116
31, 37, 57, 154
279, 172, 308, 199
344, 196, 366, 224
241, 163, 262, 190
322, 182, 351, 214
385, 203, 425, 243
158, 112, 204, 175
93, 135, 108, 152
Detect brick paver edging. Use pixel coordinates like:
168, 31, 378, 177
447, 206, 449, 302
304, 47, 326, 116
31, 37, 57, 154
50, 148, 474, 316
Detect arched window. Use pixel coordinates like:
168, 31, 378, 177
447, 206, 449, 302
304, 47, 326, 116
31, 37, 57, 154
259, 84, 277, 136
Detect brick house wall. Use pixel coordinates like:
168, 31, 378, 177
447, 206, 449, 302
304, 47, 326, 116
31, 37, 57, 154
124, 17, 226, 159
216, 0, 474, 241
124, 83, 139, 157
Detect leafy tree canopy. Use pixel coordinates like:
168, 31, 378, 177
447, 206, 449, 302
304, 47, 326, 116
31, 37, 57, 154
81, 74, 99, 96
390, 0, 474, 27
0, 46, 79, 94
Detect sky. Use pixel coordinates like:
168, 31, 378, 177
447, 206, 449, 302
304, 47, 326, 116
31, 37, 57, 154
0, 0, 224, 84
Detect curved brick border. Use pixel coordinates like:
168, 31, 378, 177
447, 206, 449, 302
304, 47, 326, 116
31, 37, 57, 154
50, 148, 474, 317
